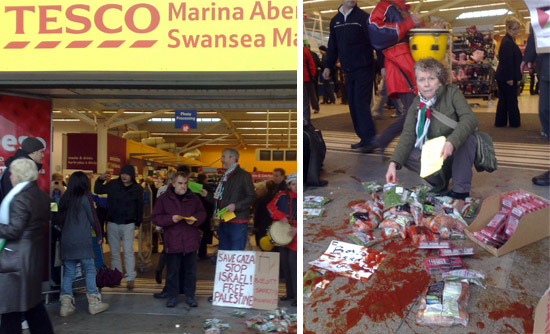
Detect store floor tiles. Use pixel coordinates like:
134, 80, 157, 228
303, 148, 549, 333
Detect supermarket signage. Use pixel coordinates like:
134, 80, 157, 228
212, 251, 279, 310
0, 1, 298, 72
0, 95, 51, 193
174, 109, 196, 129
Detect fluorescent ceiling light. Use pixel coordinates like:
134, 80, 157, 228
440, 3, 505, 12
320, 9, 336, 14
303, 0, 329, 3
148, 117, 221, 123
246, 111, 294, 115
53, 119, 80, 122
457, 8, 510, 19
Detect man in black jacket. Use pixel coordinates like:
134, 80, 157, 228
322, 0, 377, 152
94, 164, 143, 289
204, 148, 255, 251
0, 137, 45, 204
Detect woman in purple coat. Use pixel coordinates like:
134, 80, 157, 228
152, 171, 206, 308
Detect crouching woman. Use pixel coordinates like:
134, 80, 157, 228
385, 57, 478, 200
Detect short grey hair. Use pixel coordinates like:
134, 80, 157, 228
414, 57, 450, 85
222, 148, 239, 162
9, 158, 38, 184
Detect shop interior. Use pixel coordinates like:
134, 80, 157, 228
0, 70, 297, 300
303, 1, 549, 333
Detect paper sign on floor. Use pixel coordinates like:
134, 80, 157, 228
309, 240, 386, 281
212, 251, 279, 310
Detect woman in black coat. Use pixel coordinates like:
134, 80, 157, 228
58, 172, 109, 317
495, 16, 523, 127
0, 158, 54, 334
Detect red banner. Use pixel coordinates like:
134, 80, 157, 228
0, 95, 51, 193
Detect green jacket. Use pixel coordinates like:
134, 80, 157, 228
391, 84, 478, 169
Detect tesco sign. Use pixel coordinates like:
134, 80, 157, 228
1, 134, 47, 152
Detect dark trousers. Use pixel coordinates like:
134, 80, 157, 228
377, 92, 416, 148
345, 67, 376, 142
165, 252, 197, 299
540, 77, 550, 138
280, 247, 297, 299
404, 134, 477, 193
304, 81, 319, 112
322, 79, 335, 103
495, 81, 520, 127
0, 303, 54, 334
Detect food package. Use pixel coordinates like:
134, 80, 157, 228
380, 214, 413, 239
424, 257, 465, 275
350, 201, 370, 213
459, 197, 481, 218
303, 267, 334, 301
349, 212, 378, 232
416, 280, 470, 327
408, 225, 439, 244
422, 214, 468, 239
362, 181, 382, 194
383, 183, 409, 209
303, 208, 324, 220
348, 231, 378, 247
303, 196, 331, 208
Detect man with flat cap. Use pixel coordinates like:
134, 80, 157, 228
0, 137, 45, 203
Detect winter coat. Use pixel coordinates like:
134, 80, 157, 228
324, 5, 375, 74
304, 46, 316, 82
267, 191, 297, 251
59, 194, 101, 261
208, 165, 255, 223
391, 84, 478, 169
94, 177, 143, 226
0, 181, 50, 313
524, 29, 549, 82
368, 0, 417, 97
0, 150, 43, 204
152, 187, 206, 254
495, 33, 523, 83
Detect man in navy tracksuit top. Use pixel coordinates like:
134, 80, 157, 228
322, 0, 377, 153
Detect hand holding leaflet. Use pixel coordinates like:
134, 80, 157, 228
420, 136, 446, 178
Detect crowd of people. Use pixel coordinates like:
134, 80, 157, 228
0, 140, 297, 333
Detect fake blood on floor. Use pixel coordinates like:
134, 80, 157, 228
488, 301, 534, 333
333, 239, 431, 331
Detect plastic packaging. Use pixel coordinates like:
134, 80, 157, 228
349, 212, 378, 232
416, 280, 469, 327
303, 196, 331, 208
408, 225, 439, 244
303, 208, 324, 220
383, 183, 408, 209
348, 231, 378, 247
380, 214, 413, 239
362, 181, 382, 194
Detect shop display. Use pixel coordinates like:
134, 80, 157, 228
451, 26, 496, 99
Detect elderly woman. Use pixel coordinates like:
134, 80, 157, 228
0, 158, 54, 333
385, 57, 478, 200
495, 16, 523, 128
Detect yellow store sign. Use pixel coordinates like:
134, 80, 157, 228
0, 1, 297, 71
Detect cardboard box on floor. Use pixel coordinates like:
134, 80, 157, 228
465, 189, 550, 257
533, 286, 550, 334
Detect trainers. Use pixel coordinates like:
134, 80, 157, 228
126, 280, 135, 290
208, 295, 213, 302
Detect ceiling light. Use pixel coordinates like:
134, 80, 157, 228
457, 8, 511, 19
53, 119, 80, 122
303, 0, 329, 3
246, 111, 295, 115
440, 3, 505, 12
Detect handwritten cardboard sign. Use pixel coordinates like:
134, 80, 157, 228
309, 240, 386, 281
212, 251, 279, 310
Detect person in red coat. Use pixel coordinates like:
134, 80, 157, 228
267, 173, 297, 306
152, 171, 206, 308
304, 45, 318, 117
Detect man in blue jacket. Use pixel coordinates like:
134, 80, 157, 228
94, 164, 143, 289
322, 0, 377, 152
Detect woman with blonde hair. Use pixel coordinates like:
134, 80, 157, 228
495, 16, 523, 127
0, 158, 54, 333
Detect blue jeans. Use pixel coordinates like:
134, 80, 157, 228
92, 236, 104, 270
61, 258, 98, 296
218, 222, 248, 250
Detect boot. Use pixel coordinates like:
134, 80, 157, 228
59, 295, 75, 317
87, 293, 109, 315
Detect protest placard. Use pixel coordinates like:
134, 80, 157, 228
212, 251, 279, 310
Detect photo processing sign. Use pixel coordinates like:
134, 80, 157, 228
0, 1, 297, 71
